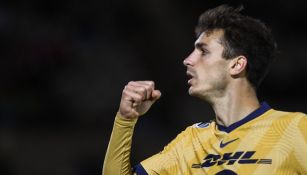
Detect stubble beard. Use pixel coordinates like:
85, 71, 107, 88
188, 78, 228, 104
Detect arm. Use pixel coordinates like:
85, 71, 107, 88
102, 81, 161, 175
102, 113, 137, 175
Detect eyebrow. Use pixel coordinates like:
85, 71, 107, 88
195, 42, 208, 49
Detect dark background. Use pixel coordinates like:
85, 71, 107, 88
0, 0, 306, 174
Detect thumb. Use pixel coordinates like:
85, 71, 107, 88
151, 90, 161, 101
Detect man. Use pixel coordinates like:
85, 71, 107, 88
103, 5, 307, 175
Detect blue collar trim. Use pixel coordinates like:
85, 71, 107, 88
216, 102, 271, 133
133, 164, 148, 175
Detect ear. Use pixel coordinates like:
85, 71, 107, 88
229, 56, 247, 76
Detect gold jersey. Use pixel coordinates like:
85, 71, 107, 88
134, 103, 307, 175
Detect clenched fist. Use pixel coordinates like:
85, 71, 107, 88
119, 81, 161, 119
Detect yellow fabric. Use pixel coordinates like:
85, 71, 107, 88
140, 109, 307, 175
102, 113, 138, 175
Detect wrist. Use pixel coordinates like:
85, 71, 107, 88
118, 110, 139, 119
115, 112, 138, 125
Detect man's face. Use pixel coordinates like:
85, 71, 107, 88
183, 30, 231, 100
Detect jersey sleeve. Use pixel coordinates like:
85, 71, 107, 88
294, 113, 307, 174
102, 113, 138, 175
134, 126, 193, 175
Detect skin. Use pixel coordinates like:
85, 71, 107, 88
119, 29, 260, 127
119, 81, 161, 119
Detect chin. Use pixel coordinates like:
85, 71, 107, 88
188, 89, 195, 96
188, 86, 200, 96
188, 86, 212, 101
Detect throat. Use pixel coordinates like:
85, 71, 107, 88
214, 101, 261, 127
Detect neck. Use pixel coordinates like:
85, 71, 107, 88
210, 81, 260, 127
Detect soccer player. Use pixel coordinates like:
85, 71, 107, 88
103, 5, 307, 175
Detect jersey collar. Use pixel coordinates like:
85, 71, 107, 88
216, 102, 271, 133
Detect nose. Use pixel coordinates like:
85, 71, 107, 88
183, 50, 195, 66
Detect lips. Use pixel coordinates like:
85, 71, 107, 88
186, 71, 193, 77
186, 71, 194, 84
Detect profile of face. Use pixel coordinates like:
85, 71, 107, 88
183, 29, 232, 100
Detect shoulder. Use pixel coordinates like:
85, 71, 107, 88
180, 120, 215, 137
267, 109, 307, 132
161, 120, 215, 152
273, 111, 307, 143
168, 120, 215, 143
176, 120, 215, 134
266, 109, 306, 122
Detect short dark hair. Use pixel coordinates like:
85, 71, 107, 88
195, 4, 277, 88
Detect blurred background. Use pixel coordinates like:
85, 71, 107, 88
0, 0, 306, 174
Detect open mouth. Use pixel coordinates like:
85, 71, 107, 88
186, 71, 193, 78
186, 71, 194, 84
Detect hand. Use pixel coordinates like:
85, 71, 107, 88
118, 81, 161, 119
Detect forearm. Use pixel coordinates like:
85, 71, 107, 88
102, 112, 138, 175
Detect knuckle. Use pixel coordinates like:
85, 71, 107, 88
144, 86, 151, 92
128, 81, 135, 85
122, 90, 129, 96
143, 86, 149, 91
123, 96, 131, 101
139, 87, 146, 93
148, 81, 155, 88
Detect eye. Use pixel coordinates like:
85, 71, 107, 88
200, 49, 209, 55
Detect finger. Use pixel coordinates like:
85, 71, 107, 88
137, 81, 155, 99
129, 81, 155, 92
123, 88, 143, 103
151, 90, 161, 101
126, 84, 148, 100
134, 81, 155, 89
128, 82, 153, 100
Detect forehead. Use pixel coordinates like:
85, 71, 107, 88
195, 29, 224, 48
